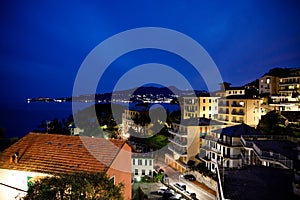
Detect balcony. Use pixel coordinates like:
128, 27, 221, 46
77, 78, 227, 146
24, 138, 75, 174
279, 80, 300, 85
168, 144, 187, 156
219, 102, 229, 107
231, 103, 243, 107
169, 138, 187, 147
223, 154, 241, 159
219, 110, 229, 114
231, 110, 245, 115
169, 130, 188, 137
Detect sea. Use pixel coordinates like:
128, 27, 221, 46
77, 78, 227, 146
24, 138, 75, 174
0, 101, 179, 139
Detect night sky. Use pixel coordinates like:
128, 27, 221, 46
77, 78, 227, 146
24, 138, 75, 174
1, 0, 300, 104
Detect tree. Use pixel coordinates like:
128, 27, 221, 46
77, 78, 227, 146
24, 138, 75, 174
257, 110, 287, 135
23, 171, 124, 200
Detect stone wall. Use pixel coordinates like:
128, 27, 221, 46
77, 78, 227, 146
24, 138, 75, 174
185, 171, 217, 191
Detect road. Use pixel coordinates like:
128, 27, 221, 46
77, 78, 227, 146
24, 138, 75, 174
160, 165, 215, 200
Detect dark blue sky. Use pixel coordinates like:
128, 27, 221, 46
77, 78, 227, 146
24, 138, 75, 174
1, 0, 300, 103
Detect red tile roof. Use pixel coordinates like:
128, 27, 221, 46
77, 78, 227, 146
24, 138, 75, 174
0, 132, 129, 174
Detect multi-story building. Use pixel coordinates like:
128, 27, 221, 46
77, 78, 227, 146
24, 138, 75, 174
259, 75, 279, 95
132, 153, 154, 181
218, 95, 263, 126
215, 84, 245, 98
183, 96, 219, 119
165, 118, 224, 173
199, 124, 261, 173
122, 107, 153, 137
278, 69, 300, 102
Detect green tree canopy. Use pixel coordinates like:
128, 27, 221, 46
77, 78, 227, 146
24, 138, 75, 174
23, 171, 124, 200
257, 110, 287, 135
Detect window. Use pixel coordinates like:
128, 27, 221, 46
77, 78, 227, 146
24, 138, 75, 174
149, 160, 152, 166
138, 159, 142, 165
145, 160, 147, 166
266, 78, 270, 84
135, 169, 138, 175
203, 99, 206, 103
203, 106, 205, 111
142, 169, 145, 175
209, 114, 211, 118
212, 153, 215, 159
132, 159, 135, 165
209, 99, 211, 103
149, 170, 152, 176
209, 106, 211, 111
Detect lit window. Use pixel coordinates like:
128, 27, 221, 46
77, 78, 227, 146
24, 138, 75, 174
239, 101, 245, 107
266, 78, 270, 84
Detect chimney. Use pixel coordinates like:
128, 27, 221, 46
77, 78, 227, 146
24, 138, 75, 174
11, 152, 19, 164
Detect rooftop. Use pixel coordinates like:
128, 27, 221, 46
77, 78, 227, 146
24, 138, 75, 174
254, 140, 298, 161
223, 95, 259, 99
222, 166, 296, 200
0, 132, 128, 174
174, 118, 225, 126
213, 123, 260, 137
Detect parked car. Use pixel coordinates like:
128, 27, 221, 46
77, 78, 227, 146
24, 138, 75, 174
158, 186, 168, 194
170, 193, 182, 199
184, 174, 196, 181
162, 189, 175, 199
174, 182, 186, 191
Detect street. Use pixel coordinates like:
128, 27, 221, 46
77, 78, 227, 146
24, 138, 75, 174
160, 165, 215, 200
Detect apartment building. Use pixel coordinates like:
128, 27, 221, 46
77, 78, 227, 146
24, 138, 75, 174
165, 118, 224, 173
278, 70, 300, 102
259, 75, 279, 95
132, 153, 154, 181
199, 124, 261, 173
183, 96, 219, 119
218, 95, 263, 126
122, 106, 153, 137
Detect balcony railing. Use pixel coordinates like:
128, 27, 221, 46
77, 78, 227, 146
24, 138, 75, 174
231, 110, 245, 115
223, 154, 241, 159
219, 110, 229, 114
169, 130, 187, 137
219, 102, 229, 107
168, 138, 187, 147
231, 103, 243, 107
168, 144, 187, 156
240, 135, 298, 169
201, 145, 221, 154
